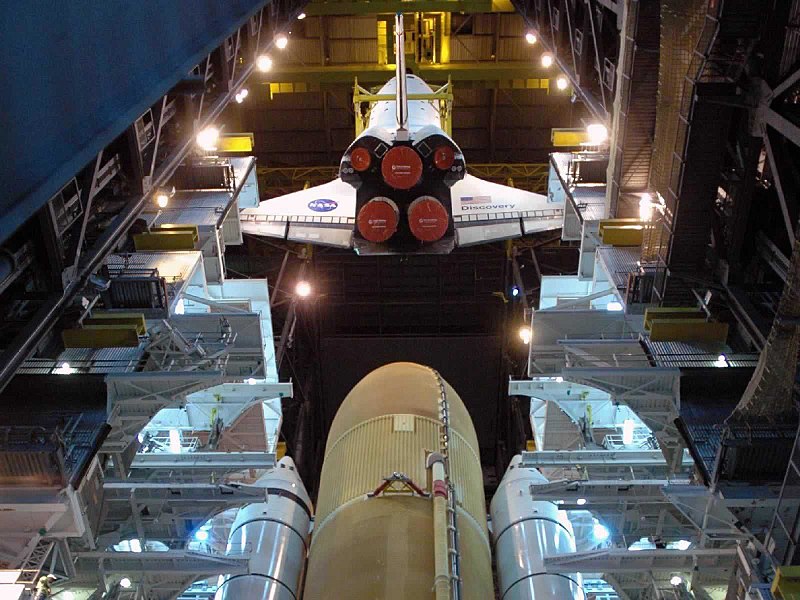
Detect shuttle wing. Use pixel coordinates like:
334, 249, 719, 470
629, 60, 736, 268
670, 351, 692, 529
239, 175, 565, 251
451, 174, 564, 246
239, 178, 356, 248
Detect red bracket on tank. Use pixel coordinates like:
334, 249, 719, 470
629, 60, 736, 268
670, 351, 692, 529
368, 472, 430, 498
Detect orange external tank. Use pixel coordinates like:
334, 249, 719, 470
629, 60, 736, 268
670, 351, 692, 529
304, 362, 493, 599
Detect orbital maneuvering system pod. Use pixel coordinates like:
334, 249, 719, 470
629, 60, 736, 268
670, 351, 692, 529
241, 14, 564, 255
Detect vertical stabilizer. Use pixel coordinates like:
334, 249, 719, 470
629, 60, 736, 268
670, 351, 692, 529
394, 13, 409, 140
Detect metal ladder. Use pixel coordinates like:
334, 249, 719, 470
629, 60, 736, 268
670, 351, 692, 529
433, 369, 462, 600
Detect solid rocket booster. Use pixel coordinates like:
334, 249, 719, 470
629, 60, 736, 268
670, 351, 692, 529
304, 362, 493, 599
217, 457, 312, 600
490, 455, 583, 599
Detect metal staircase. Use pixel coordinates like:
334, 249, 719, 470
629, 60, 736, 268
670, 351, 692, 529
16, 539, 55, 595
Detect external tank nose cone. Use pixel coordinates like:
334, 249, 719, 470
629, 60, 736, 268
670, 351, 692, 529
325, 362, 479, 452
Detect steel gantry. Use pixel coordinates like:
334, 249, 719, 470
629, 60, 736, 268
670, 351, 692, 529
0, 0, 307, 395
65, 551, 251, 600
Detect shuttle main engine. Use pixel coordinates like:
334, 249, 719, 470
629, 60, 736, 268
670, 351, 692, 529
304, 362, 493, 599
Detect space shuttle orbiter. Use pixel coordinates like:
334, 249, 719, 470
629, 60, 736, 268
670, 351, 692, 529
240, 14, 564, 255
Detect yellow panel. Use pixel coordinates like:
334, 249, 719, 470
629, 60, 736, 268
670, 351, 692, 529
773, 567, 800, 598
276, 441, 287, 460
644, 307, 706, 331
649, 320, 729, 343
134, 226, 198, 251
153, 224, 199, 234
598, 218, 642, 231
526, 439, 536, 451
599, 225, 644, 247
217, 134, 254, 153
86, 312, 146, 335
552, 128, 590, 147
491, 0, 515, 10
377, 19, 388, 65
62, 325, 140, 348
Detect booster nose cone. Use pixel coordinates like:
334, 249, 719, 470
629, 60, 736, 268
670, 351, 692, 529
381, 146, 423, 189
408, 195, 449, 242
276, 455, 298, 470
269, 456, 312, 501
357, 197, 399, 243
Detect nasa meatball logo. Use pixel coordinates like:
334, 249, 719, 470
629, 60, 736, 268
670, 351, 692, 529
308, 199, 338, 212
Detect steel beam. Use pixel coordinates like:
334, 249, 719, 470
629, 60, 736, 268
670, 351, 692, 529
756, 231, 791, 280
103, 481, 268, 500
263, 61, 548, 84
771, 64, 800, 103
74, 551, 250, 576
303, 0, 516, 15
529, 478, 686, 505
543, 548, 737, 574
513, 0, 610, 121
130, 451, 275, 471
764, 107, 800, 151
763, 128, 798, 245
520, 449, 688, 468
603, 574, 633, 600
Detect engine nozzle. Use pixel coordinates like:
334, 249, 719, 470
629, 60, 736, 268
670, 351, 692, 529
357, 197, 400, 243
407, 196, 449, 242
381, 146, 422, 190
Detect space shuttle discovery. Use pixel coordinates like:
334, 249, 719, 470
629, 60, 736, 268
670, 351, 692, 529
241, 14, 564, 254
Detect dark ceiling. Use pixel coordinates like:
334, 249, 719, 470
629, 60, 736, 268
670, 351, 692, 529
221, 13, 586, 171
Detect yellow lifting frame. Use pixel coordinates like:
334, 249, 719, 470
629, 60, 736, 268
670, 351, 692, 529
353, 76, 454, 137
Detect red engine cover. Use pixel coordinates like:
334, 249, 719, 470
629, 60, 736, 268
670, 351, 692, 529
381, 146, 423, 190
357, 197, 399, 243
407, 196, 449, 242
